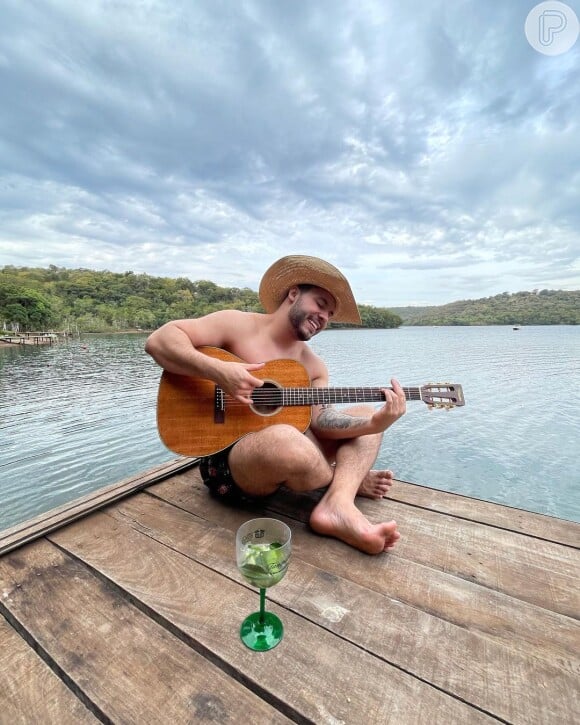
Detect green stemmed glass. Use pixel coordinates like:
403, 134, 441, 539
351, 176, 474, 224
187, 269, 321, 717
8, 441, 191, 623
236, 518, 291, 651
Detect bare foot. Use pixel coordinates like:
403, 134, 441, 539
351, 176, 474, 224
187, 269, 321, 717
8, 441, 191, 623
357, 469, 394, 499
309, 497, 401, 555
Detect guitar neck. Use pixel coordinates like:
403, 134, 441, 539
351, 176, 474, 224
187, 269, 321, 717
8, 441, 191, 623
273, 386, 423, 406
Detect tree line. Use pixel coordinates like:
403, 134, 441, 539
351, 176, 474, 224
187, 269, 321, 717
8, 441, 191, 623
0, 265, 402, 332
390, 289, 579, 326
2, 265, 576, 332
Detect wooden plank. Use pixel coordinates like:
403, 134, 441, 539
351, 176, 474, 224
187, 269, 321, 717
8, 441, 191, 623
49, 508, 496, 724
0, 457, 197, 556
102, 490, 580, 725
0, 616, 98, 725
252, 477, 579, 618
369, 498, 579, 617
151, 474, 580, 663
0, 540, 293, 724
390, 479, 580, 547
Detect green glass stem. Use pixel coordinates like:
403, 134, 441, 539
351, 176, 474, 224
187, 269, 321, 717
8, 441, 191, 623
259, 587, 266, 624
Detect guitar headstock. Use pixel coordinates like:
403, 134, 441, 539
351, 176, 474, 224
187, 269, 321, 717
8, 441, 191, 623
420, 383, 465, 409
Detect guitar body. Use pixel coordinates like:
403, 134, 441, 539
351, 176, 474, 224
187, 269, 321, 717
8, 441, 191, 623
156, 347, 312, 457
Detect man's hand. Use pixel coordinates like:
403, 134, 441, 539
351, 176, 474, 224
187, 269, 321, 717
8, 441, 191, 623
370, 378, 406, 432
216, 361, 265, 404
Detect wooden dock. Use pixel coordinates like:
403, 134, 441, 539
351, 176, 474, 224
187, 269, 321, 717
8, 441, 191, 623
0, 332, 58, 345
1, 460, 578, 724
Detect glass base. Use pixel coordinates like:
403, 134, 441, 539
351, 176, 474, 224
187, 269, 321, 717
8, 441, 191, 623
240, 611, 284, 651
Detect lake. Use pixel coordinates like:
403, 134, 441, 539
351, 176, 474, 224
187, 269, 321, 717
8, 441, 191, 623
1, 326, 578, 531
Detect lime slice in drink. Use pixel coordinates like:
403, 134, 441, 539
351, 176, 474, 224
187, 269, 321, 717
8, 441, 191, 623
258, 543, 285, 573
240, 542, 287, 587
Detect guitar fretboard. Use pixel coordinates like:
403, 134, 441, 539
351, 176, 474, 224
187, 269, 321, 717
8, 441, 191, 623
249, 386, 423, 407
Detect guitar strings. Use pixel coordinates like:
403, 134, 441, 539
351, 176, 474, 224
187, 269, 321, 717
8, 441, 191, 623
210, 385, 461, 409
239, 387, 421, 397
216, 387, 427, 407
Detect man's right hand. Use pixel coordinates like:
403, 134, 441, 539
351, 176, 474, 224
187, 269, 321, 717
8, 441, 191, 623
216, 361, 265, 405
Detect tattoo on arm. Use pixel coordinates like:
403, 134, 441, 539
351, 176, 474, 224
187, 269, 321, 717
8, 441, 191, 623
316, 406, 368, 431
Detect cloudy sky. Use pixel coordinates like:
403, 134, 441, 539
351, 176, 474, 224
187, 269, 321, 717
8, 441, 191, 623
0, 0, 579, 306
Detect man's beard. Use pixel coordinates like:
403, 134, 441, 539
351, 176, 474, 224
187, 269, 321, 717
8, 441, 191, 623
288, 301, 317, 341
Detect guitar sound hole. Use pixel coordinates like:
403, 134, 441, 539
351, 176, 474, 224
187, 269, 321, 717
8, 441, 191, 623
251, 381, 283, 416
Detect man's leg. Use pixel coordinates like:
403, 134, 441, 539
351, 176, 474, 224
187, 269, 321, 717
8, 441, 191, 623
229, 413, 400, 555
228, 424, 334, 496
308, 404, 395, 500
309, 405, 401, 554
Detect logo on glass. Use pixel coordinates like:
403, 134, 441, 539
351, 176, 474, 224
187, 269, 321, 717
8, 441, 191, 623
525, 2, 579, 55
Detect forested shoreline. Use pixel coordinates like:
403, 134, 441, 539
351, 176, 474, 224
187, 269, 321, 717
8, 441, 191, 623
1, 265, 577, 332
391, 289, 579, 326
0, 265, 401, 332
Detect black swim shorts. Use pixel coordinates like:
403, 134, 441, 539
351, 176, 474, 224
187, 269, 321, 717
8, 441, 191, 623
199, 445, 250, 504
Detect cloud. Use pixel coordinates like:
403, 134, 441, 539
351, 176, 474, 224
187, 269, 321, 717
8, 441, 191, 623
0, 0, 578, 305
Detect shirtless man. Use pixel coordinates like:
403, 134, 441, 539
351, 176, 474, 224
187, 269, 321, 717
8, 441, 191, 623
145, 255, 405, 555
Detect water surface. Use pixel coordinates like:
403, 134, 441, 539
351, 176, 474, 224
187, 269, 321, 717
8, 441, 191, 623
1, 326, 578, 530
311, 326, 579, 522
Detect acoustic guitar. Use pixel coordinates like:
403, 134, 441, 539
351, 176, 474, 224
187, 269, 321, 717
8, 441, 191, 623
156, 346, 465, 457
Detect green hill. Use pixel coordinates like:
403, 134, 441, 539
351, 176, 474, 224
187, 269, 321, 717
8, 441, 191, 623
2, 266, 576, 332
391, 290, 579, 326
0, 265, 401, 332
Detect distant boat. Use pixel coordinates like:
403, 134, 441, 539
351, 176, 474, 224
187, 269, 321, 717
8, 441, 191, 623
513, 326, 520, 331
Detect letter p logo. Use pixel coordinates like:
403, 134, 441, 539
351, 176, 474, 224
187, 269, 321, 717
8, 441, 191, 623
525, 2, 579, 55
540, 10, 567, 45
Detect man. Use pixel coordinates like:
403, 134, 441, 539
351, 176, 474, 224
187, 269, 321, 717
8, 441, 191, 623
145, 255, 405, 554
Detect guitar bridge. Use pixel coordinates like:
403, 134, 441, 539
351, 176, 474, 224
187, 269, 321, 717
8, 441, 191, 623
214, 385, 225, 424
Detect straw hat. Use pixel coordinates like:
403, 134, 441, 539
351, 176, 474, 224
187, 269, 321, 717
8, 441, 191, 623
259, 255, 362, 324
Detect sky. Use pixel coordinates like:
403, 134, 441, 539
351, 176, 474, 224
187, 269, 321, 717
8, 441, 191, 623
0, 0, 579, 306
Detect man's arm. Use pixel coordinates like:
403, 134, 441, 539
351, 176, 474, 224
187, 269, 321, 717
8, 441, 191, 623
313, 405, 373, 436
144, 311, 264, 404
308, 355, 406, 440
145, 319, 218, 376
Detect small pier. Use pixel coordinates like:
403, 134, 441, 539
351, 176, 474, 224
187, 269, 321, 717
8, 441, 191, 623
0, 331, 59, 345
0, 460, 578, 723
